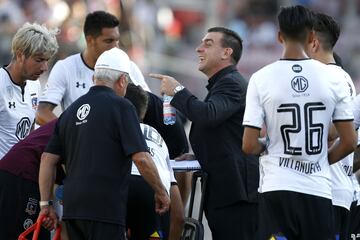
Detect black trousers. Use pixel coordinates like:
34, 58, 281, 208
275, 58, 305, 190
349, 201, 360, 239
205, 200, 258, 240
0, 170, 50, 240
65, 219, 125, 240
333, 205, 350, 240
259, 191, 335, 240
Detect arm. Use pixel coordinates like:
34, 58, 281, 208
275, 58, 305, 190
36, 102, 57, 125
328, 121, 357, 164
242, 127, 265, 155
168, 185, 184, 240
150, 73, 245, 127
353, 144, 360, 172
132, 152, 170, 214
38, 152, 60, 230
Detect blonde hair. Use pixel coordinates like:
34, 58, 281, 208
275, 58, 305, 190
11, 22, 59, 59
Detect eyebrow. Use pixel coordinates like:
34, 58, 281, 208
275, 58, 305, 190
202, 38, 214, 44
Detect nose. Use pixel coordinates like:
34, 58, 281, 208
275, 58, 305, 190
196, 44, 203, 53
41, 61, 48, 71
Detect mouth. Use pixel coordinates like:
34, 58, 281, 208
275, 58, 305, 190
198, 56, 205, 63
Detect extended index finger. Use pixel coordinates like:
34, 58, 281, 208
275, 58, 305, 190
149, 73, 166, 80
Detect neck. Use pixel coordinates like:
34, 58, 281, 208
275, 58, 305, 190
282, 41, 309, 59
6, 61, 26, 86
205, 62, 232, 79
315, 51, 335, 65
82, 48, 97, 68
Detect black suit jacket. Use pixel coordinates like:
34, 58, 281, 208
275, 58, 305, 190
171, 65, 259, 209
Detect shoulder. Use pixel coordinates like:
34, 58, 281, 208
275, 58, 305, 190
51, 53, 81, 70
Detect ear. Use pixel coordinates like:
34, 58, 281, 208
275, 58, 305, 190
277, 31, 283, 44
15, 50, 25, 62
85, 35, 94, 46
222, 48, 233, 60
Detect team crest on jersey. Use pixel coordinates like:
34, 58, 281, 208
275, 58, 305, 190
291, 76, 308, 93
6, 86, 13, 99
31, 93, 38, 109
292, 64, 302, 73
25, 198, 37, 216
76, 104, 91, 125
23, 218, 33, 230
16, 117, 31, 140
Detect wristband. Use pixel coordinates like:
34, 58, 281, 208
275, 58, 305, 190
39, 200, 53, 207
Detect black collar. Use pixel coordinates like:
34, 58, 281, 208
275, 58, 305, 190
206, 65, 237, 90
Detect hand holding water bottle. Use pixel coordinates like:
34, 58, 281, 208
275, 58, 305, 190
149, 73, 183, 97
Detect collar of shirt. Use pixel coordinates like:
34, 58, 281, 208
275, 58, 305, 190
89, 85, 115, 94
206, 65, 237, 90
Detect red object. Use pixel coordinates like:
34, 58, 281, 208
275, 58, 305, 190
18, 215, 62, 240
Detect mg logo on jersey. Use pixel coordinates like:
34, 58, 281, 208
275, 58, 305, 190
77, 104, 91, 121
16, 117, 31, 140
291, 76, 308, 93
23, 218, 33, 230
25, 198, 37, 216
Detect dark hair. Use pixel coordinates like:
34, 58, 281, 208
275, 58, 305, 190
208, 27, 243, 64
278, 5, 315, 42
84, 11, 119, 37
313, 12, 340, 51
125, 83, 149, 120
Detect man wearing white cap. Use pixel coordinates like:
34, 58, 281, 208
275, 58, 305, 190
37, 48, 170, 240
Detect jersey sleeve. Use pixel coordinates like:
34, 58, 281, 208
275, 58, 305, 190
44, 118, 62, 156
242, 75, 264, 129
352, 95, 360, 129
129, 61, 151, 92
332, 80, 354, 122
39, 61, 67, 106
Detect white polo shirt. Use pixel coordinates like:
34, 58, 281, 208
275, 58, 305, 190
39, 53, 150, 111
243, 59, 354, 199
131, 123, 176, 194
0, 68, 41, 159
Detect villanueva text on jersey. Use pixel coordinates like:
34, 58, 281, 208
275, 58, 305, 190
279, 157, 321, 174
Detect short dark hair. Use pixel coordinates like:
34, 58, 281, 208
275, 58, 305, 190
313, 12, 340, 51
208, 27, 243, 64
125, 83, 149, 120
278, 5, 315, 42
84, 11, 119, 37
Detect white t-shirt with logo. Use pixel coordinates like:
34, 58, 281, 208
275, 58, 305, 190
131, 123, 176, 194
39, 53, 150, 111
243, 59, 354, 199
328, 64, 356, 210
0, 68, 41, 159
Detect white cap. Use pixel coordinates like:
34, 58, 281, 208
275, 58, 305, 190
95, 47, 131, 74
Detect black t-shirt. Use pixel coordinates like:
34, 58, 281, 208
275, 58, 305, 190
46, 86, 148, 225
143, 92, 189, 159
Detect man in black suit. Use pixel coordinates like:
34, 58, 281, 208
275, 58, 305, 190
150, 27, 259, 240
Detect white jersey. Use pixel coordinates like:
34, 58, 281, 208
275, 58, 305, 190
328, 64, 356, 209
352, 94, 360, 129
131, 123, 176, 194
39, 53, 150, 111
0, 68, 41, 159
243, 59, 354, 199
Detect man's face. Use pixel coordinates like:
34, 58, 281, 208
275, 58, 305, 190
196, 32, 226, 76
20, 53, 49, 80
91, 27, 120, 60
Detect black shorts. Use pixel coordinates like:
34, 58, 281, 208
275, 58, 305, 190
0, 170, 50, 240
65, 219, 125, 240
333, 205, 350, 240
259, 191, 335, 240
349, 201, 360, 239
126, 175, 170, 240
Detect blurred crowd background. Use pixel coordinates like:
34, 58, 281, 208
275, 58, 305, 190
1, 0, 360, 99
